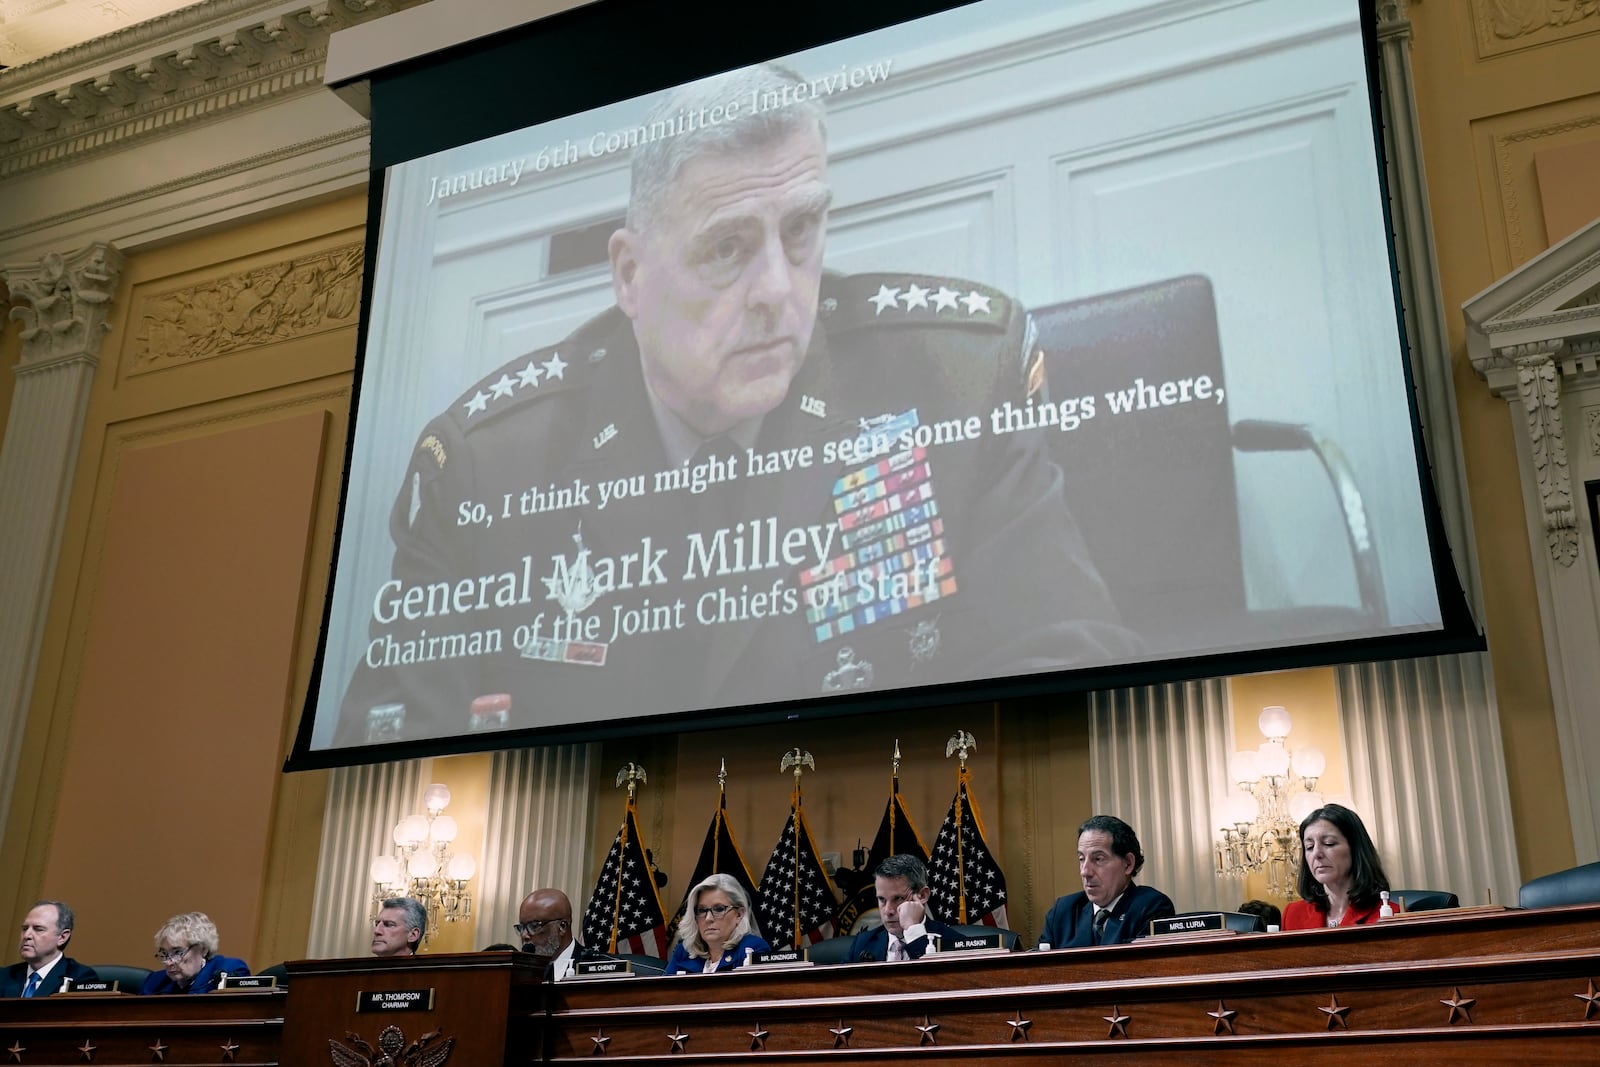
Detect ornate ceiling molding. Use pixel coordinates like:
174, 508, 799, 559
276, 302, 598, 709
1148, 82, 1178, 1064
2, 242, 126, 371
0, 1, 429, 180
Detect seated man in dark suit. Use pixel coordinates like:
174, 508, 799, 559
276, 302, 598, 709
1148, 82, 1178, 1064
847, 854, 961, 962
516, 888, 583, 980
2, 900, 98, 996
1038, 815, 1175, 948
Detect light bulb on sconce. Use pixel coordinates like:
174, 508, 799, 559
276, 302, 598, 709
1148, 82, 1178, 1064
1213, 706, 1328, 899
369, 783, 476, 944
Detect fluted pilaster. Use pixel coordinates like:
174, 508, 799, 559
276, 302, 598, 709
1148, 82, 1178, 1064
0, 241, 124, 839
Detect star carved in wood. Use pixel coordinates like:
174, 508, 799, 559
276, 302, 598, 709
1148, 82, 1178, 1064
589, 1028, 610, 1055
666, 1026, 689, 1053
1005, 1009, 1032, 1042
915, 1015, 940, 1045
1103, 1005, 1131, 1039
77, 1038, 95, 1061
829, 1020, 853, 1048
1318, 994, 1351, 1030
1208, 1000, 1238, 1036
147, 1038, 168, 1062
219, 1039, 239, 1063
1574, 979, 1600, 1021
1440, 987, 1476, 1025
748, 1023, 769, 1051
5, 1041, 20, 1063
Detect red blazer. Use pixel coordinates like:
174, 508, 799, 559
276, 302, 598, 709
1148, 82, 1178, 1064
1282, 898, 1384, 930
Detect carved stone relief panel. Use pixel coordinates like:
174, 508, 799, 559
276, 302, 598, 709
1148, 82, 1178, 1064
130, 242, 362, 372
1473, 0, 1600, 58
1479, 95, 1600, 272
1586, 406, 1600, 457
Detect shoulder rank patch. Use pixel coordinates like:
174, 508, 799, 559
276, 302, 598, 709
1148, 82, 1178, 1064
418, 434, 447, 469
449, 347, 576, 428
822, 273, 1013, 336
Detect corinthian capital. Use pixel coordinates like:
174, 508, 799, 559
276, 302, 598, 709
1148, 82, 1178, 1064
4, 242, 125, 370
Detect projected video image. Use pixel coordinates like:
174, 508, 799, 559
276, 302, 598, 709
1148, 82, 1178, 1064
308, 0, 1444, 753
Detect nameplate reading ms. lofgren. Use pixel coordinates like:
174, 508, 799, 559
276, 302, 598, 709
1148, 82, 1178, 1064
356, 989, 435, 1013
59, 980, 118, 994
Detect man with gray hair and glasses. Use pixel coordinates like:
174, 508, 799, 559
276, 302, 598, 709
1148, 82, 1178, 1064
339, 60, 1133, 744
516, 888, 581, 979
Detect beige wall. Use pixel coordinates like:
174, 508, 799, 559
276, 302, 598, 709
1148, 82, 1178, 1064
0, 195, 364, 966
2, 3, 1597, 968
1407, 0, 1600, 880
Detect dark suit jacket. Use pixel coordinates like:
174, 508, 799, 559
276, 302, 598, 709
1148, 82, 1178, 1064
846, 918, 963, 962
1038, 883, 1175, 948
337, 271, 1140, 746
0, 957, 100, 997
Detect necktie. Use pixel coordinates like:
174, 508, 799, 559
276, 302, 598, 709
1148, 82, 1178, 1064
887, 936, 907, 961
1092, 908, 1110, 945
22, 971, 39, 997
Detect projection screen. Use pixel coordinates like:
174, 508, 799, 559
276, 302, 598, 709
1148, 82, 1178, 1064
292, 0, 1477, 765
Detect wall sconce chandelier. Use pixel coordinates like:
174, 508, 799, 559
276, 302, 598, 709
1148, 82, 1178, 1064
1214, 705, 1327, 899
369, 783, 476, 943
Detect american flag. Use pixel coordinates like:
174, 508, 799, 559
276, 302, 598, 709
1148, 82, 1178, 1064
580, 794, 670, 957
837, 776, 929, 932
669, 786, 759, 933
755, 803, 840, 950
928, 767, 1009, 928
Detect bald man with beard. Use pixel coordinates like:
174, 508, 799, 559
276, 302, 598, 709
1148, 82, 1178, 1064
515, 889, 581, 980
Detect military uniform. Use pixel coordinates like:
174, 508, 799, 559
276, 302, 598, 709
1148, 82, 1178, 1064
336, 272, 1139, 746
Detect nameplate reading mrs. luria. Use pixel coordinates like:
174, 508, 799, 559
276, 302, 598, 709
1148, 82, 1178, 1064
356, 989, 435, 1012
1150, 913, 1226, 936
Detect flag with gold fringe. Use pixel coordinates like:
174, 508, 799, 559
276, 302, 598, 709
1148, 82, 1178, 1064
837, 744, 929, 933
669, 764, 759, 932
580, 767, 670, 957
754, 749, 840, 949
927, 750, 1009, 929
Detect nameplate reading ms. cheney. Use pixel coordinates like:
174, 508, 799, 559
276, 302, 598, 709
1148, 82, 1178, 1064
356, 989, 435, 1013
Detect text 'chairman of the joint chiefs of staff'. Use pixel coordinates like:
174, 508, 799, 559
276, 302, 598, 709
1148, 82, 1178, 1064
338, 61, 1140, 745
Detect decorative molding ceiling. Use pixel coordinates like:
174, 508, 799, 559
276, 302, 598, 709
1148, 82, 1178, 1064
0, 1, 196, 70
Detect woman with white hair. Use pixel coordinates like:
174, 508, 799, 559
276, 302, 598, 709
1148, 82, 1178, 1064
663, 874, 768, 975
140, 912, 250, 994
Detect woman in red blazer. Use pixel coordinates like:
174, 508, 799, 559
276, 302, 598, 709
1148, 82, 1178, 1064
1283, 804, 1391, 930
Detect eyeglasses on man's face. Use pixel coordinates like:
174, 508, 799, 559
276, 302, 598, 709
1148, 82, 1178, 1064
514, 919, 566, 937
694, 904, 740, 920
154, 944, 196, 963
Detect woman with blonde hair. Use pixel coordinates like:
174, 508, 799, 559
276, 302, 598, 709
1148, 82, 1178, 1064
141, 912, 250, 994
663, 874, 768, 975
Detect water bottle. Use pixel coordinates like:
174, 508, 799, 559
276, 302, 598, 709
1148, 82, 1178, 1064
1379, 890, 1394, 919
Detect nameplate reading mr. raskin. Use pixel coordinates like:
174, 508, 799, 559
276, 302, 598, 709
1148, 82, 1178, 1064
356, 989, 435, 1013
948, 932, 1002, 951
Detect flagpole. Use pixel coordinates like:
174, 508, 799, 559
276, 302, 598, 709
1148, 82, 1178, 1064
888, 739, 902, 855
714, 758, 727, 873
612, 763, 646, 954
946, 731, 976, 924
781, 747, 814, 949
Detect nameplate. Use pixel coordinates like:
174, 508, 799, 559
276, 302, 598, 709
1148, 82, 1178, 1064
946, 932, 1002, 951
751, 949, 809, 966
219, 974, 277, 991
574, 959, 634, 977
59, 980, 118, 994
356, 989, 435, 1012
1150, 913, 1227, 936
